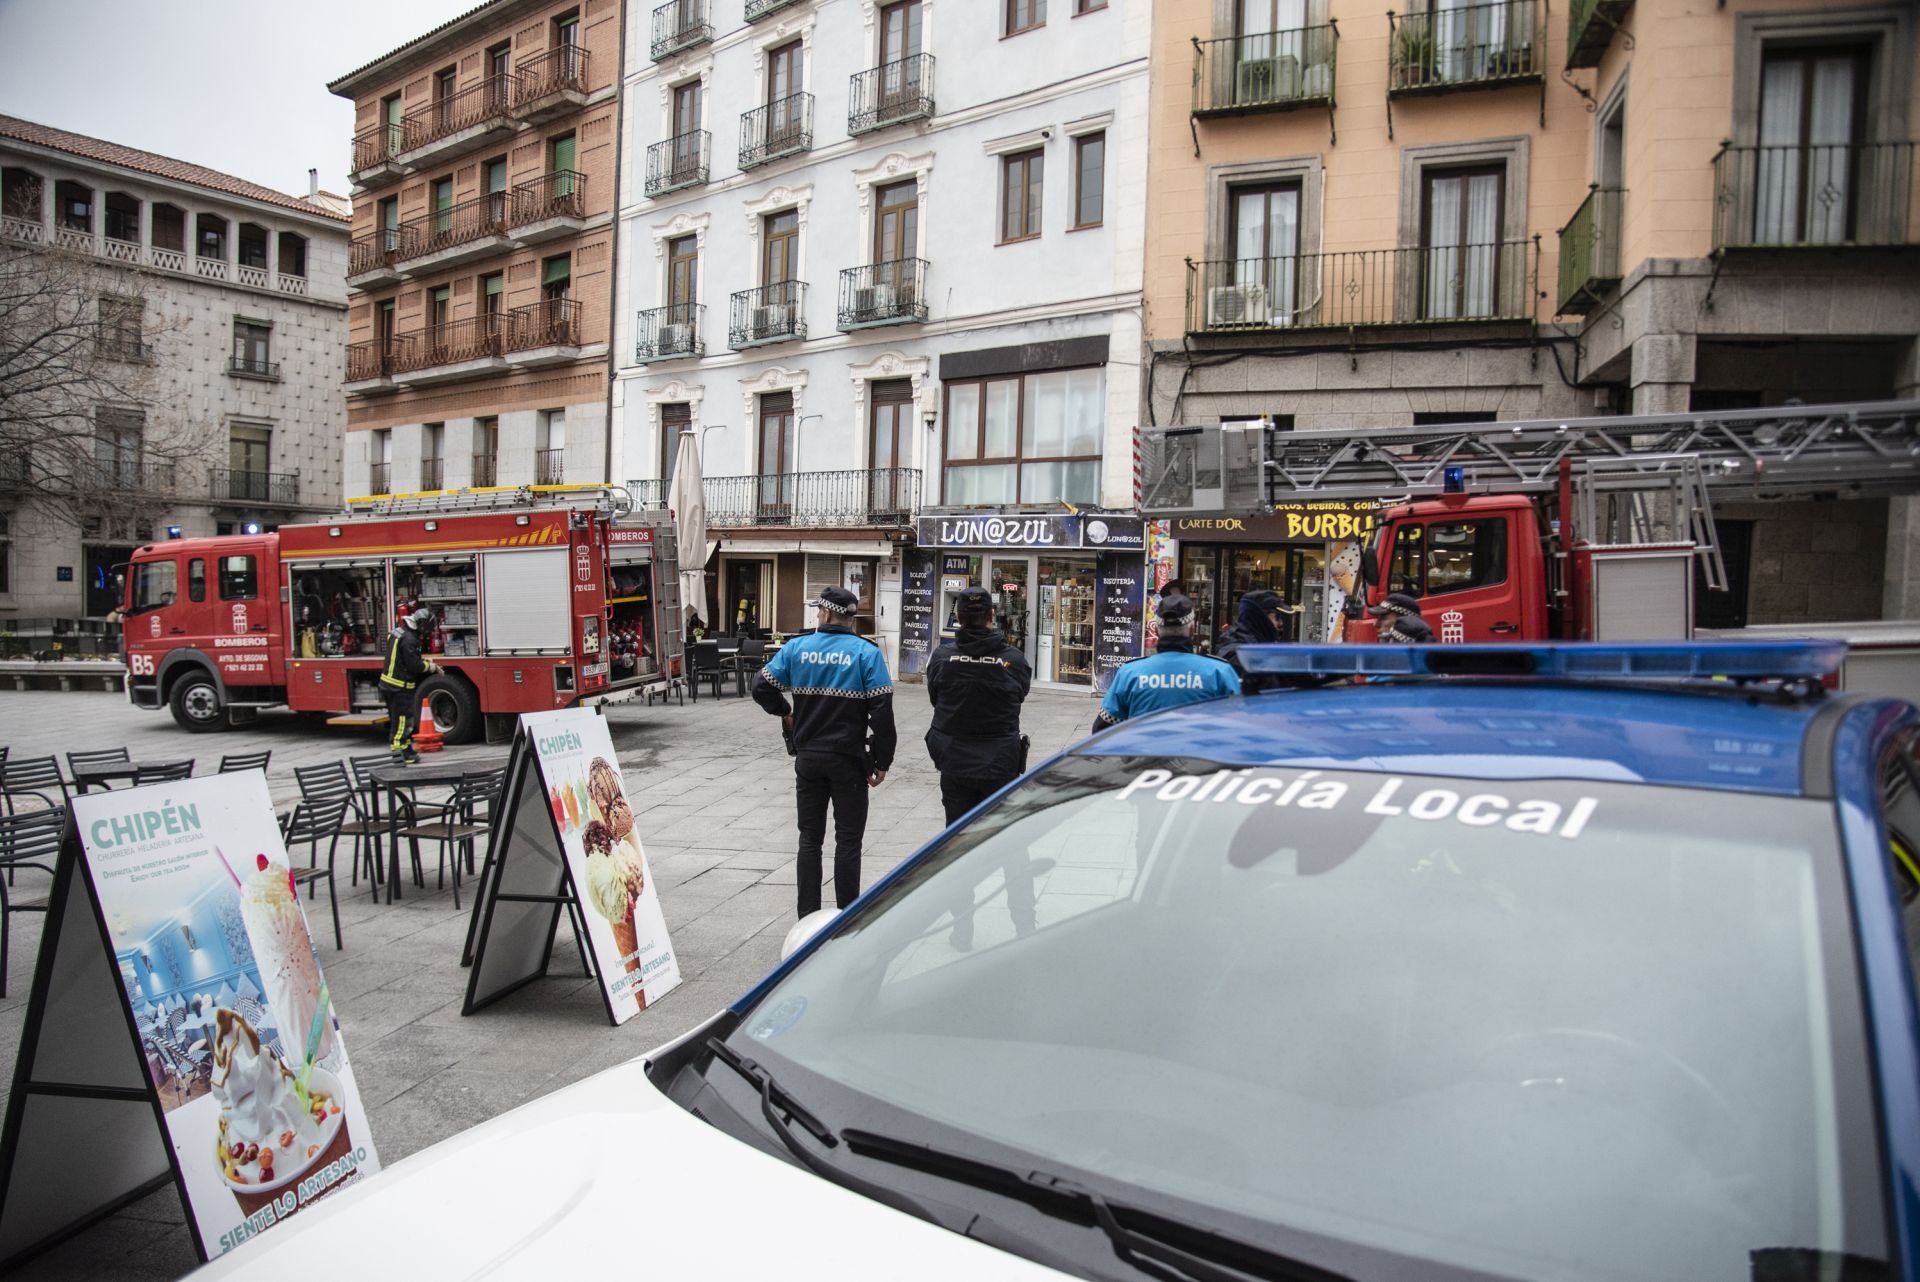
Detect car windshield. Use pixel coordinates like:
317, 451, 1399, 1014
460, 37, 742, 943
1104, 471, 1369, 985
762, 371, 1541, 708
732, 754, 1887, 1282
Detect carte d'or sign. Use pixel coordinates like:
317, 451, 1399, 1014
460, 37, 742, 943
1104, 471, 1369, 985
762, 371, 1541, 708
1171, 501, 1378, 543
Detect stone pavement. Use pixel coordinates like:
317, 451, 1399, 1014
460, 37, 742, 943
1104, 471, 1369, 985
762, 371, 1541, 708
0, 679, 1099, 1280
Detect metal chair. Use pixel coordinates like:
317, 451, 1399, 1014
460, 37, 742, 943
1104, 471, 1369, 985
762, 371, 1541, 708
0, 808, 64, 997
292, 763, 386, 893
133, 761, 195, 785
2, 756, 69, 815
66, 748, 131, 789
688, 639, 726, 700
282, 790, 347, 950
400, 767, 506, 909
219, 751, 272, 774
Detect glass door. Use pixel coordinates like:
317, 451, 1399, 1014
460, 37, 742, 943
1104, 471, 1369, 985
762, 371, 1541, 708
987, 556, 1032, 664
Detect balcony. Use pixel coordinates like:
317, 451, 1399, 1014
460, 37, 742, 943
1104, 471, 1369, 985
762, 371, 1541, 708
1186, 241, 1538, 334
212, 469, 301, 505
635, 303, 705, 362
393, 192, 511, 274
1566, 0, 1632, 69
626, 478, 667, 507
745, 0, 803, 17
96, 461, 177, 494
512, 45, 591, 123
391, 316, 507, 384
506, 297, 583, 366
395, 74, 519, 169
508, 170, 588, 244
1388, 0, 1542, 97
730, 281, 807, 349
838, 259, 928, 330
646, 132, 710, 197
705, 469, 921, 530
346, 232, 403, 287
369, 462, 392, 494
351, 123, 409, 184
651, 0, 711, 61
1712, 141, 1918, 252
740, 94, 814, 170
1191, 26, 1338, 118
345, 337, 414, 392
472, 455, 498, 487
849, 54, 935, 135
535, 448, 565, 485
226, 355, 282, 381
421, 459, 445, 490
1556, 185, 1622, 315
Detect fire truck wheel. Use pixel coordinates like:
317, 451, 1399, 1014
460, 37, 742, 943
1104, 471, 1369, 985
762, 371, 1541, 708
168, 669, 227, 733
419, 674, 481, 746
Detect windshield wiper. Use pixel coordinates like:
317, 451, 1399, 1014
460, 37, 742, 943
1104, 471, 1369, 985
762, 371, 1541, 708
841, 1128, 1353, 1282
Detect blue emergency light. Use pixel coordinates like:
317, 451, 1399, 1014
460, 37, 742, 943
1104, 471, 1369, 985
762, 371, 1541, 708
1236, 641, 1847, 681
165, 525, 182, 539
1442, 465, 1466, 493
242, 522, 263, 535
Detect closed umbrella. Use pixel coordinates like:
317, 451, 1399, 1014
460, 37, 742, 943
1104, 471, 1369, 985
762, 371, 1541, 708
667, 428, 708, 631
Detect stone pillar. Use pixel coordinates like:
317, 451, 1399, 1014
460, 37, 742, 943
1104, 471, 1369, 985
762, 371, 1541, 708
1628, 334, 1695, 415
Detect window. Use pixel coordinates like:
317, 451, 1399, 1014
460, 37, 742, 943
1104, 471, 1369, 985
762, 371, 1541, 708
229, 422, 271, 495
94, 407, 144, 487
376, 299, 397, 349
480, 271, 505, 331
381, 92, 403, 151
435, 66, 456, 104
537, 410, 565, 484
1000, 149, 1044, 243
1072, 132, 1104, 229
874, 180, 918, 263
1390, 519, 1507, 597
662, 401, 690, 482
422, 423, 444, 489
2, 168, 42, 221
131, 559, 176, 613
377, 196, 399, 252
762, 209, 799, 285
767, 39, 803, 106
429, 285, 451, 333
757, 392, 796, 515
870, 380, 914, 510
486, 41, 511, 79
188, 557, 207, 603
1006, 0, 1045, 36
555, 9, 580, 47
541, 253, 572, 301
944, 367, 1104, 505
1075, 0, 1106, 12
238, 223, 269, 269
219, 554, 258, 601
277, 231, 308, 278
196, 213, 227, 261
672, 80, 702, 138
1226, 182, 1302, 322
432, 176, 454, 235
1420, 165, 1504, 319
55, 180, 91, 232
370, 428, 392, 493
98, 295, 144, 361
104, 192, 139, 243
232, 320, 271, 374
667, 234, 698, 315
484, 154, 509, 218
880, 0, 923, 64
1756, 46, 1868, 244
473, 417, 499, 487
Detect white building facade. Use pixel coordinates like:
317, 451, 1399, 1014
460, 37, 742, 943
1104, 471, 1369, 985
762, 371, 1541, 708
612, 0, 1150, 686
0, 117, 350, 625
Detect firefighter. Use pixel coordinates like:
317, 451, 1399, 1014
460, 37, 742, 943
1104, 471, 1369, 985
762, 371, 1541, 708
1093, 593, 1241, 733
752, 586, 897, 918
1369, 592, 1435, 643
380, 608, 439, 763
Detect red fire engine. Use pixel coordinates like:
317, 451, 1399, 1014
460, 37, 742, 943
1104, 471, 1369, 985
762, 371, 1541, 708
120, 486, 683, 741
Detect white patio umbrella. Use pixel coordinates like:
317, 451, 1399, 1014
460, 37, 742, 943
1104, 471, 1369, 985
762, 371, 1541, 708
667, 427, 708, 630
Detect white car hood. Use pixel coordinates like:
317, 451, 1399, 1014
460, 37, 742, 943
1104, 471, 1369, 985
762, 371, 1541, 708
189, 1047, 1070, 1281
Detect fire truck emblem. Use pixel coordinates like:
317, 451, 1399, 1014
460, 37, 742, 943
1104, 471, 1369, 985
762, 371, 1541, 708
1440, 610, 1466, 644
231, 603, 248, 635
575, 544, 592, 582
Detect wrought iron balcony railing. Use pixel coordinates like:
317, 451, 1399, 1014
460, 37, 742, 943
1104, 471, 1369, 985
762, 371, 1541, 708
1566, 0, 1631, 69
1556, 185, 1622, 315
351, 122, 404, 175
400, 74, 518, 154
850, 54, 935, 135
227, 355, 281, 379
651, 0, 711, 60
704, 468, 921, 529
213, 469, 300, 504
510, 170, 587, 226
838, 259, 928, 330
1388, 0, 1543, 94
1191, 26, 1338, 116
346, 337, 415, 383
741, 94, 814, 170
636, 303, 705, 362
646, 131, 710, 196
369, 461, 392, 493
394, 192, 510, 262
745, 0, 803, 19
730, 281, 807, 348
508, 297, 581, 352
514, 44, 590, 104
421, 459, 444, 490
390, 316, 504, 375
96, 460, 177, 493
1186, 240, 1538, 333
535, 448, 565, 485
472, 455, 498, 487
347, 233, 402, 277
1712, 140, 1917, 251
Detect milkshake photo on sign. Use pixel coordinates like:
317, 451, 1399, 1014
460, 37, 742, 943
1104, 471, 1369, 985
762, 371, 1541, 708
72, 774, 380, 1259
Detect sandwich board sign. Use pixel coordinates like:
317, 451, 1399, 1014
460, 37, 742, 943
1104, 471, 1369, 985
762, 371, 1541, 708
0, 773, 380, 1270
464, 707, 680, 1024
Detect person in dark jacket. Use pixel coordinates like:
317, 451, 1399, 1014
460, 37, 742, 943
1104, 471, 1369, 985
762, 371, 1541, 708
1215, 589, 1292, 693
753, 586, 897, 918
1092, 593, 1240, 733
1369, 592, 1436, 643
379, 608, 439, 763
926, 587, 1031, 824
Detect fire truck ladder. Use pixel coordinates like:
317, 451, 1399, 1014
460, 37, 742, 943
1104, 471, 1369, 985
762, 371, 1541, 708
344, 483, 634, 519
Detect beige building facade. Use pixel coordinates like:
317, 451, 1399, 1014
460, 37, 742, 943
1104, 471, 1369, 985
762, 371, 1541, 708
1143, 0, 1919, 631
329, 0, 622, 498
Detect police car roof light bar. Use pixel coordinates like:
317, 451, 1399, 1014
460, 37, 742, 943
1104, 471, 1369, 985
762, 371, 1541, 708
1235, 641, 1848, 681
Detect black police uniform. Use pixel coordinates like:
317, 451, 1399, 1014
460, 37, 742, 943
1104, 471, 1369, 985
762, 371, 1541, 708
925, 587, 1032, 825
1215, 589, 1289, 694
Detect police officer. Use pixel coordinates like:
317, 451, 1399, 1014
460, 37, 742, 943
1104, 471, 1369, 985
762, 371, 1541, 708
380, 608, 439, 763
1215, 588, 1292, 693
1369, 592, 1435, 643
753, 585, 897, 918
1093, 593, 1240, 733
926, 586, 1031, 824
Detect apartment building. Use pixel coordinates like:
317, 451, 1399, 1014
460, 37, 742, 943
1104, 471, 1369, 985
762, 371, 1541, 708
1142, 0, 1920, 638
329, 0, 620, 498
0, 115, 349, 622
613, 0, 1152, 688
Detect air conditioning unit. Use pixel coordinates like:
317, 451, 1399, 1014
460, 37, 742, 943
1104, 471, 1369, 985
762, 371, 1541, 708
1236, 58, 1278, 102
657, 323, 689, 354
1207, 283, 1268, 328
752, 305, 790, 338
853, 283, 896, 316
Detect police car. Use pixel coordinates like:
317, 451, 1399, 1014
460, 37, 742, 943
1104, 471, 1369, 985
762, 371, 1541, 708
195, 642, 1920, 1282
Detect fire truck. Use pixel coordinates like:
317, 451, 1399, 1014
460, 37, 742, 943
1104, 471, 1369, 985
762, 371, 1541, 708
119, 485, 684, 741
1142, 400, 1920, 695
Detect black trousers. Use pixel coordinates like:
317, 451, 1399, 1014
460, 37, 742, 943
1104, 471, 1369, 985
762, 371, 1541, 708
794, 752, 869, 916
382, 686, 422, 756
939, 774, 1014, 826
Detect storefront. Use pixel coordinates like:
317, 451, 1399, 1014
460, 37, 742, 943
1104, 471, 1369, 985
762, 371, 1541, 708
902, 513, 1146, 691
1164, 503, 1377, 648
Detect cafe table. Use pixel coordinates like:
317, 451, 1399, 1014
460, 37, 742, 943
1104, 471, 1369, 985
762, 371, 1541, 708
367, 756, 508, 903
72, 759, 195, 793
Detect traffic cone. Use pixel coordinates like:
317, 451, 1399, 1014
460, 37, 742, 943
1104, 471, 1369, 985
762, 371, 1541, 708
412, 699, 445, 753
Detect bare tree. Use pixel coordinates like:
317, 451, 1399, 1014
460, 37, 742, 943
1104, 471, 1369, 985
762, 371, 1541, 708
0, 239, 213, 534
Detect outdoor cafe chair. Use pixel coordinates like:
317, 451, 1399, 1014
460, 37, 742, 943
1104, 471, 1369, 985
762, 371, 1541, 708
400, 767, 506, 910
292, 763, 385, 893
2, 755, 69, 817
282, 790, 348, 950
133, 761, 195, 785
66, 748, 131, 789
0, 807, 64, 997
219, 751, 272, 774
688, 639, 726, 700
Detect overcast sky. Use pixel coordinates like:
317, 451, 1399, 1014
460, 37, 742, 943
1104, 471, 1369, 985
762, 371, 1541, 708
0, 0, 485, 203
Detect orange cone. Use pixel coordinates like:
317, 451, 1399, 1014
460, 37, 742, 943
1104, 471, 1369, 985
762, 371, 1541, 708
412, 698, 445, 753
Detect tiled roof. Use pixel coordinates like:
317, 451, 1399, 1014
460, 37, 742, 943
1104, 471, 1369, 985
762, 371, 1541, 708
327, 0, 505, 93
0, 114, 351, 223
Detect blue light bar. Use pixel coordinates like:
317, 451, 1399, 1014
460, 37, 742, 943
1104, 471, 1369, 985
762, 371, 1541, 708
1235, 641, 1847, 681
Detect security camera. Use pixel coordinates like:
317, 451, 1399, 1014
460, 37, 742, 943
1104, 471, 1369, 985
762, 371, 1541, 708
1040, 127, 1052, 139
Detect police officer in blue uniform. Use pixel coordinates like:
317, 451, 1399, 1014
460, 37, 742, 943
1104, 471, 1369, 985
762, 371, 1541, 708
1093, 593, 1241, 733
753, 586, 897, 918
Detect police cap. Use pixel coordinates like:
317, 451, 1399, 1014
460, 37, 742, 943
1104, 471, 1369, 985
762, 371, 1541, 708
954, 585, 994, 621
